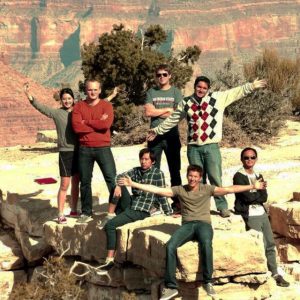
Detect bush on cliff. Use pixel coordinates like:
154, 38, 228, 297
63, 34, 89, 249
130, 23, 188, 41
80, 23, 200, 144
10, 256, 86, 300
215, 49, 295, 144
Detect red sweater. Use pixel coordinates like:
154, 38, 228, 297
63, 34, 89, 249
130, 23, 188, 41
72, 99, 113, 147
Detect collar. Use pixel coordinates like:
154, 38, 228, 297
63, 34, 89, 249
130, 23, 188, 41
237, 167, 259, 177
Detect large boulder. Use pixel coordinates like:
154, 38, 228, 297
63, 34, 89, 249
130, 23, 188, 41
275, 237, 300, 262
0, 270, 27, 300
269, 201, 300, 238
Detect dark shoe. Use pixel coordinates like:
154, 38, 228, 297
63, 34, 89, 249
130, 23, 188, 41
76, 214, 92, 223
203, 283, 216, 296
220, 209, 231, 218
69, 211, 79, 218
96, 260, 115, 275
273, 274, 290, 287
159, 288, 178, 300
97, 214, 115, 229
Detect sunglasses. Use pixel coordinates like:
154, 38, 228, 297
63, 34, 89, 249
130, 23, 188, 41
156, 72, 169, 78
243, 156, 257, 160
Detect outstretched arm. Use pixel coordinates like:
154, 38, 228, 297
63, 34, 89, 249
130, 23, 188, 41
214, 179, 267, 196
117, 176, 174, 197
105, 87, 119, 102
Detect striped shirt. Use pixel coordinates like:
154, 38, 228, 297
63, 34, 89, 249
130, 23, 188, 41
116, 166, 172, 215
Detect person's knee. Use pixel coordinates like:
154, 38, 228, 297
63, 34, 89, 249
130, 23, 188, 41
105, 219, 116, 232
166, 240, 178, 254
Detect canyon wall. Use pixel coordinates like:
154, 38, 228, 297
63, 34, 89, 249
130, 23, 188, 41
0, 0, 299, 89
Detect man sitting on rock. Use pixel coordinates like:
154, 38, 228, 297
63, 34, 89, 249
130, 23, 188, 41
117, 164, 267, 299
97, 148, 173, 273
233, 147, 290, 287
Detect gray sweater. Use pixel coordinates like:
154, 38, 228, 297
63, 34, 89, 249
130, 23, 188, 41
30, 98, 78, 151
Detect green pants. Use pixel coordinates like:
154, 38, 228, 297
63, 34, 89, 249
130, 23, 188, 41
165, 220, 214, 289
245, 213, 277, 275
187, 143, 227, 210
105, 208, 149, 250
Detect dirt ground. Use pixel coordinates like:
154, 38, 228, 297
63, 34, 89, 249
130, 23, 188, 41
0, 118, 300, 210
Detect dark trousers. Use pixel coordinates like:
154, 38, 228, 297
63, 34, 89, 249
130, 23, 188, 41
105, 208, 149, 250
78, 146, 116, 216
245, 213, 278, 275
165, 220, 214, 289
148, 134, 182, 187
111, 186, 132, 215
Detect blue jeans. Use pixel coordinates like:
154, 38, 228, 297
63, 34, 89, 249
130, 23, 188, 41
79, 146, 116, 216
187, 143, 227, 210
165, 221, 214, 288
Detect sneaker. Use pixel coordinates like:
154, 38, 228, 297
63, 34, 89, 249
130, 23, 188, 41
203, 283, 216, 296
159, 288, 178, 300
96, 260, 115, 275
220, 209, 231, 218
69, 211, 79, 218
97, 214, 115, 229
150, 207, 163, 216
76, 214, 92, 223
273, 274, 290, 287
57, 215, 67, 224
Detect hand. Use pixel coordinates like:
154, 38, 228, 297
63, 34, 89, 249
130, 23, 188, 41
252, 78, 267, 89
117, 175, 132, 187
100, 113, 108, 120
254, 178, 267, 190
23, 82, 33, 100
147, 129, 157, 141
113, 185, 122, 198
81, 120, 86, 125
112, 87, 119, 96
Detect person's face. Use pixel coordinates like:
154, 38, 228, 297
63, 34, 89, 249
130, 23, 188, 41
187, 170, 202, 188
86, 81, 101, 101
195, 81, 209, 98
156, 69, 171, 87
241, 150, 257, 169
140, 153, 154, 170
61, 93, 74, 109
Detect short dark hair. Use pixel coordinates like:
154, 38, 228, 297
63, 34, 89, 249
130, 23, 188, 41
194, 76, 211, 89
187, 164, 203, 176
155, 64, 171, 75
240, 147, 258, 160
59, 88, 74, 100
139, 148, 156, 162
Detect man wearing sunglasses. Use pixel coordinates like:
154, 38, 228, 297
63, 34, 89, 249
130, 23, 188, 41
148, 75, 267, 218
144, 64, 183, 213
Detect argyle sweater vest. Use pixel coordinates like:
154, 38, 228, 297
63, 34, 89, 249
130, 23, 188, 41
154, 83, 255, 146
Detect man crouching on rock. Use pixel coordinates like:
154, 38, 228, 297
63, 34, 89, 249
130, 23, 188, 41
117, 164, 267, 300
96, 148, 173, 274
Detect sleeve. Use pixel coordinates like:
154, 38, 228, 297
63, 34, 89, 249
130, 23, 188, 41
154, 99, 187, 135
85, 102, 114, 130
233, 173, 268, 204
72, 103, 94, 133
30, 98, 56, 119
157, 171, 173, 215
215, 82, 255, 108
115, 168, 135, 184
145, 89, 153, 105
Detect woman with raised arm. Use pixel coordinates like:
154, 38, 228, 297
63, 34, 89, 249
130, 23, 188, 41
24, 83, 79, 224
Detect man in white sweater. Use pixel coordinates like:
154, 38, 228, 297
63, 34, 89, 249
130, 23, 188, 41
148, 76, 267, 218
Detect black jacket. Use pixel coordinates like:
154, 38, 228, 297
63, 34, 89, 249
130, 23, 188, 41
233, 169, 268, 218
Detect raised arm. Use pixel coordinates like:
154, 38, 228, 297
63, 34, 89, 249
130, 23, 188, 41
214, 179, 267, 196
117, 176, 174, 197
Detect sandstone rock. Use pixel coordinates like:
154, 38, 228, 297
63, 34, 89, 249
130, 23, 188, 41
284, 262, 300, 281
15, 229, 52, 262
232, 272, 270, 284
269, 202, 300, 238
0, 232, 24, 270
275, 237, 300, 262
0, 270, 27, 300
36, 130, 57, 143
293, 192, 300, 201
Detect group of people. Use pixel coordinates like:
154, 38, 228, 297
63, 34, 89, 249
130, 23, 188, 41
24, 63, 289, 300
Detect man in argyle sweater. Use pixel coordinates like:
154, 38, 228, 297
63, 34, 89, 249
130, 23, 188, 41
148, 76, 267, 217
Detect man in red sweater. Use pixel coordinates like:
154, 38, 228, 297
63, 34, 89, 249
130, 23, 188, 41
72, 79, 116, 223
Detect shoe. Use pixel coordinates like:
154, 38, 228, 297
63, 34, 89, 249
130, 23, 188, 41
76, 214, 92, 223
220, 209, 231, 218
273, 274, 290, 287
57, 215, 67, 224
96, 260, 115, 275
159, 288, 178, 300
150, 207, 163, 216
203, 283, 216, 296
69, 211, 79, 218
97, 214, 115, 229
